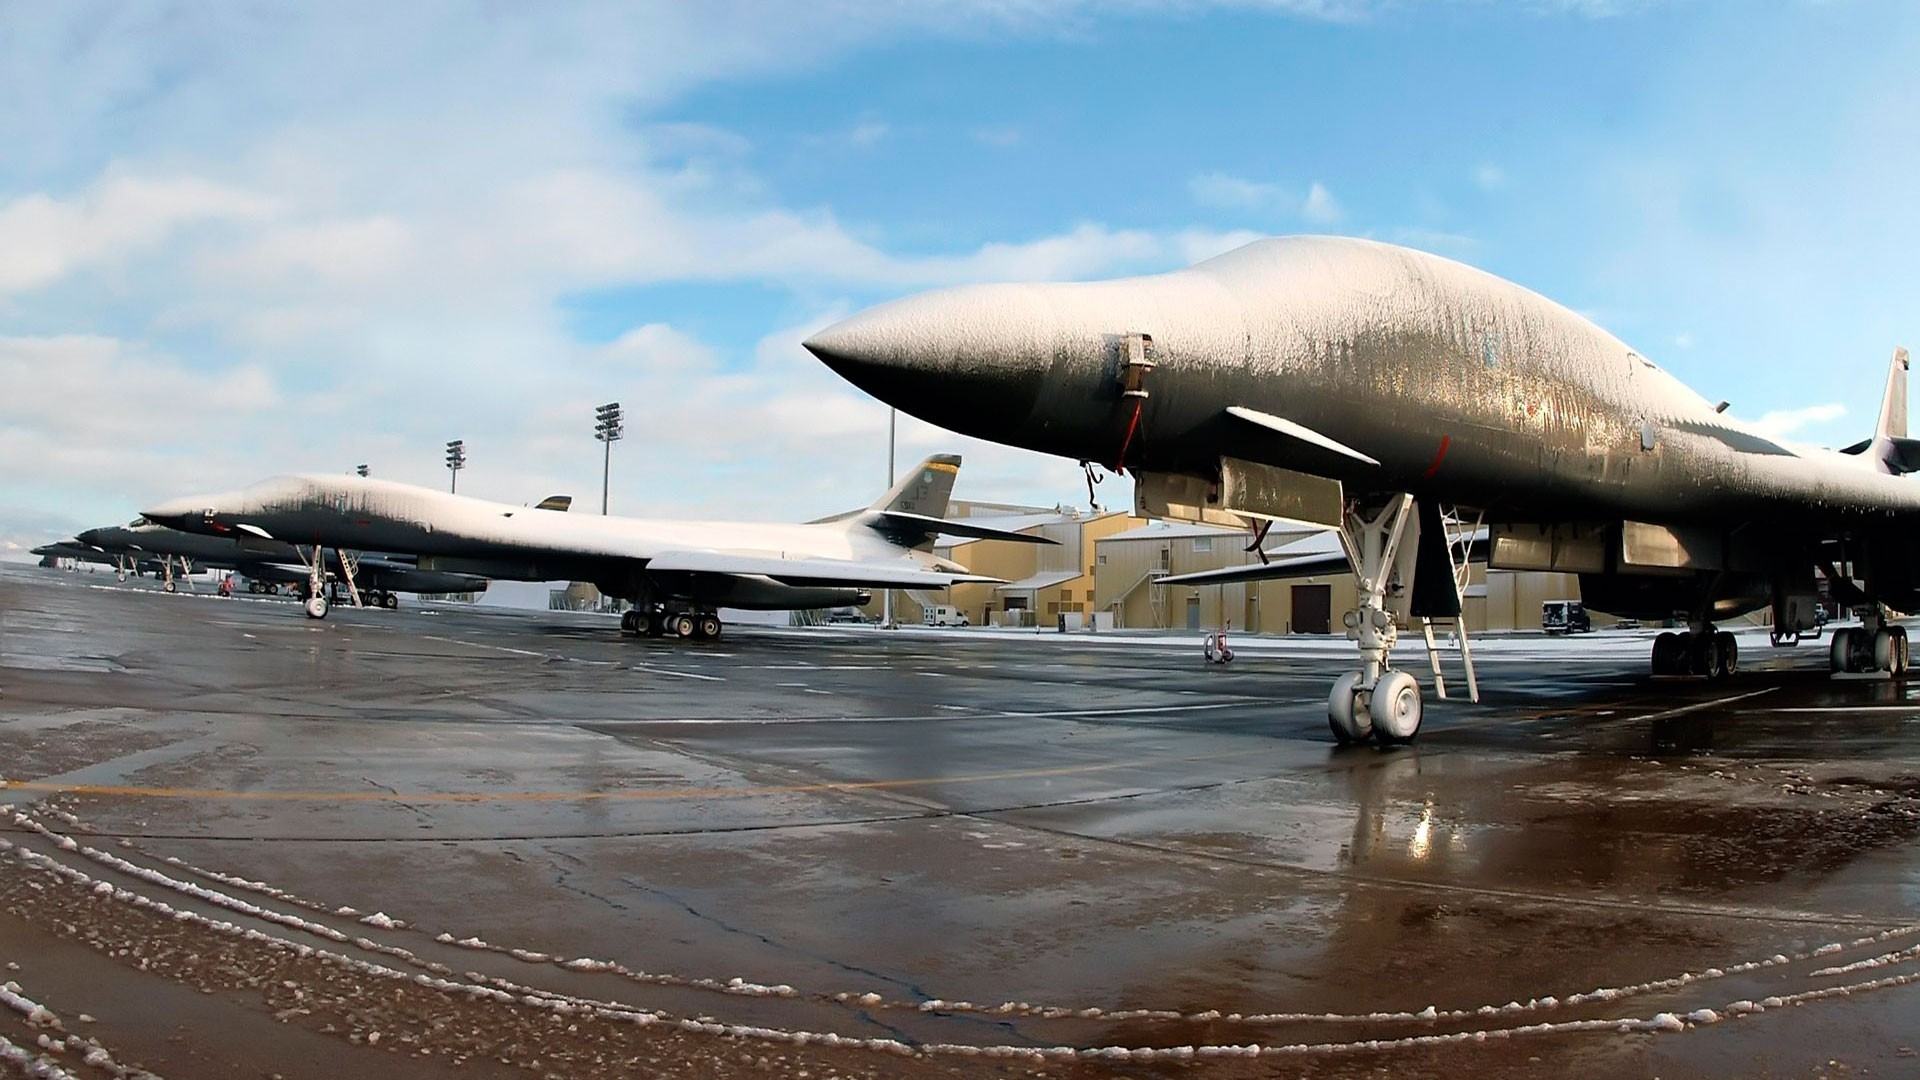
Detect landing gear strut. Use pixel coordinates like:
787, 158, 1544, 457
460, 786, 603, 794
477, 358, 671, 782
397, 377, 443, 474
1327, 494, 1424, 747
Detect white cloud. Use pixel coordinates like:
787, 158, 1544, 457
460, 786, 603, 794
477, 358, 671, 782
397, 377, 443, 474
1472, 163, 1507, 190
0, 0, 1673, 545
1743, 402, 1846, 438
1671, 331, 1694, 349
1302, 181, 1342, 224
0, 175, 276, 296
848, 120, 890, 147
1189, 171, 1290, 211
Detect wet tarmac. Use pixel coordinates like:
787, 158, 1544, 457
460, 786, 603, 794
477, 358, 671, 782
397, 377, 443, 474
4, 563, 1919, 1079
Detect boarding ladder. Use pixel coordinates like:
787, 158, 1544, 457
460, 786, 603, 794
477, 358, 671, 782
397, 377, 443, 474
1418, 505, 1481, 703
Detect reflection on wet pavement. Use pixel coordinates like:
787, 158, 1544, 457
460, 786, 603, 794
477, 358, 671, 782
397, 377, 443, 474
3, 564, 1919, 1078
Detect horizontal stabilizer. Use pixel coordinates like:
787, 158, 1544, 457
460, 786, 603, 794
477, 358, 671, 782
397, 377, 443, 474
647, 550, 975, 589
1226, 406, 1379, 467
871, 510, 1058, 545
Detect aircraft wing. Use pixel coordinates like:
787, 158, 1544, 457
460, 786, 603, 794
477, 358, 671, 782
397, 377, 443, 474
874, 510, 1058, 544
1158, 526, 1487, 587
646, 550, 991, 588
1158, 550, 1352, 586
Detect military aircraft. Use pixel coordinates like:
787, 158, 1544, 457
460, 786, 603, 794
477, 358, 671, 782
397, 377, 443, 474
73, 520, 489, 607
143, 455, 1046, 637
31, 540, 130, 571
804, 235, 1912, 745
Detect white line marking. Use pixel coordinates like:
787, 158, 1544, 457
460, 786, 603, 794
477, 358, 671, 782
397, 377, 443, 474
1765, 705, 1920, 714
1630, 687, 1778, 724
415, 634, 546, 658
628, 664, 724, 682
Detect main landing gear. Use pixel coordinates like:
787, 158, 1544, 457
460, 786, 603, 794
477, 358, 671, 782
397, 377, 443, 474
1327, 495, 1426, 748
1828, 608, 1909, 676
620, 606, 723, 641
1650, 626, 1739, 679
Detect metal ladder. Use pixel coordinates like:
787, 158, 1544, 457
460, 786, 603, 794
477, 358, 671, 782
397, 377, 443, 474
1419, 505, 1481, 702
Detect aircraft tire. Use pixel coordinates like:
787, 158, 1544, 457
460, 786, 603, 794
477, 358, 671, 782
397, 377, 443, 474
1874, 628, 1899, 674
163, 580, 177, 594
305, 597, 329, 620
1651, 631, 1682, 676
697, 614, 722, 640
620, 610, 640, 636
1327, 671, 1370, 745
1716, 631, 1737, 676
382, 592, 399, 609
1898, 628, 1911, 675
669, 613, 696, 639
1370, 670, 1422, 745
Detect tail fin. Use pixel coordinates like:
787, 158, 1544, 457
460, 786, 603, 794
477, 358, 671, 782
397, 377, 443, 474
1877, 347, 1909, 441
534, 495, 572, 512
867, 455, 960, 518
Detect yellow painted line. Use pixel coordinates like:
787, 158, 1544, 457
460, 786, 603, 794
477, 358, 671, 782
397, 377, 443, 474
1, 750, 1257, 805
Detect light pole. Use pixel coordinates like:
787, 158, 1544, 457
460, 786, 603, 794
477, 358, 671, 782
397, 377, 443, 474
594, 402, 624, 515
883, 407, 896, 628
445, 439, 466, 493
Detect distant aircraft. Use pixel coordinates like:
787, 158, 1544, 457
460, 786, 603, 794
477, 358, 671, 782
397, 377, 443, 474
806, 235, 1913, 744
143, 455, 1046, 636
30, 540, 125, 571
74, 520, 488, 608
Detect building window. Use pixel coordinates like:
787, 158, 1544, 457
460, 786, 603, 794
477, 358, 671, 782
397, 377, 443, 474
1085, 589, 1095, 601
1097, 554, 1108, 566
1192, 537, 1213, 553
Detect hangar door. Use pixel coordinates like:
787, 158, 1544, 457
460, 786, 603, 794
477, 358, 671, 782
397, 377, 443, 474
1291, 584, 1332, 635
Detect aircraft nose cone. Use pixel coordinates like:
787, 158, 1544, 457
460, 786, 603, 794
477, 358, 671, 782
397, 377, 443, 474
805, 284, 1061, 443
75, 527, 106, 546
140, 497, 199, 530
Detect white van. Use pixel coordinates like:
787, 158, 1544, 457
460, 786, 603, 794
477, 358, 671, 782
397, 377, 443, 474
923, 605, 971, 627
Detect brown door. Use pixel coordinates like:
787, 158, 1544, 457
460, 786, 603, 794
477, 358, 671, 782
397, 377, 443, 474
1292, 584, 1332, 634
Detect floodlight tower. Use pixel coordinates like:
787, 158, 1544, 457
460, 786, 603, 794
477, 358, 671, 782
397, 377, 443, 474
355, 464, 369, 478
594, 402, 624, 515
445, 439, 466, 493
883, 407, 896, 628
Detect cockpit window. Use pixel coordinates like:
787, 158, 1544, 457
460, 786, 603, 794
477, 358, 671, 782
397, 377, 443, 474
129, 517, 148, 527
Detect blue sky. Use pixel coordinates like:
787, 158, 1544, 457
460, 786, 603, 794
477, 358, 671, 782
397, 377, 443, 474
2, 0, 1916, 553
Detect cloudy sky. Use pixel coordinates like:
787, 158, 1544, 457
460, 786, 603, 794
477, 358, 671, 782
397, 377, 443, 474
3, 0, 1917, 555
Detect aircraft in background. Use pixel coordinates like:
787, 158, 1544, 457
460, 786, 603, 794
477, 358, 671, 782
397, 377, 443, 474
73, 519, 489, 608
806, 235, 1913, 745
144, 454, 1048, 636
31, 539, 137, 572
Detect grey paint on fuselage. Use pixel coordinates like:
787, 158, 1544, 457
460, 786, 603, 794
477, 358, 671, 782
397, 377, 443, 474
76, 523, 486, 597
806, 237, 1916, 621
811, 237, 1904, 525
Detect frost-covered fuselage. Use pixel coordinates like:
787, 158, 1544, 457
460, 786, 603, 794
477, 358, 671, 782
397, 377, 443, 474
809, 237, 1920, 620
143, 476, 939, 610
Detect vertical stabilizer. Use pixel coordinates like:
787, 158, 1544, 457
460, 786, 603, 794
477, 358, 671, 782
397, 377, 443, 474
1877, 347, 1909, 441
868, 454, 961, 518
